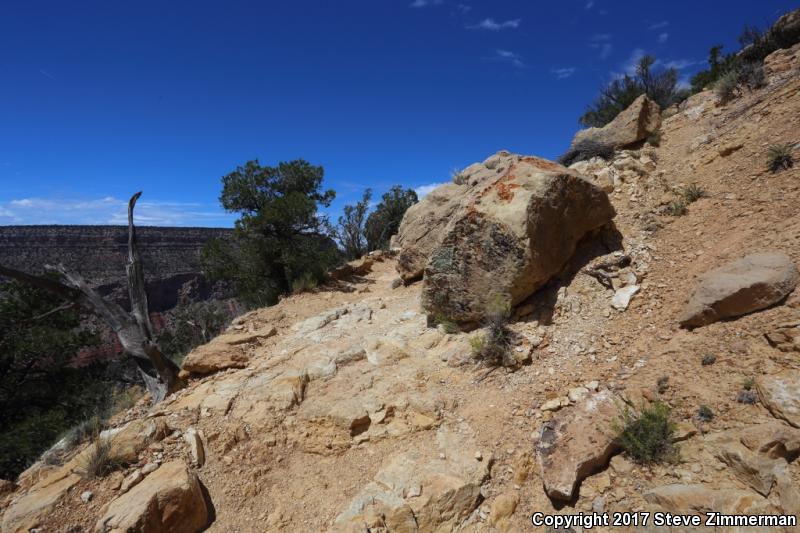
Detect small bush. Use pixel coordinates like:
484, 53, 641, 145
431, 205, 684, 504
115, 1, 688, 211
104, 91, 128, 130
697, 405, 714, 422
701, 354, 716, 366
614, 401, 677, 464
451, 169, 467, 185
291, 273, 319, 294
737, 61, 766, 91
664, 198, 687, 217
79, 436, 123, 479
434, 314, 459, 334
471, 297, 514, 367
737, 390, 758, 404
559, 139, 615, 167
647, 130, 662, 147
682, 183, 706, 203
656, 376, 669, 394
743, 377, 755, 391
767, 143, 794, 172
714, 70, 739, 103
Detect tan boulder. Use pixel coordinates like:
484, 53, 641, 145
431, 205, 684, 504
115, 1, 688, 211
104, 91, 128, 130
570, 94, 661, 150
536, 390, 620, 501
101, 417, 170, 464
678, 252, 799, 328
405, 153, 614, 322
757, 372, 800, 428
180, 342, 249, 376
95, 461, 208, 533
1, 471, 81, 533
644, 484, 774, 515
330, 256, 375, 280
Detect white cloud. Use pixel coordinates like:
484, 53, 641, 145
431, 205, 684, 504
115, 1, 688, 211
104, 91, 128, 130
589, 34, 613, 59
552, 67, 577, 79
660, 58, 701, 70
0, 196, 234, 226
585, 0, 594, 9
649, 20, 669, 30
414, 183, 447, 198
658, 32, 669, 43
410, 0, 442, 7
468, 18, 521, 31
457, 3, 471, 13
493, 49, 525, 68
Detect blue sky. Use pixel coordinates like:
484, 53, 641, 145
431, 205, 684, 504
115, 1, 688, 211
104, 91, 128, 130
0, 0, 795, 226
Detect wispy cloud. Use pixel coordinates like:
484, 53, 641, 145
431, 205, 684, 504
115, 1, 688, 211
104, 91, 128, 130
585, 0, 595, 9
467, 18, 521, 31
414, 183, 446, 198
658, 32, 669, 44
0, 196, 234, 226
456, 3, 471, 13
410, 0, 443, 7
493, 49, 525, 68
38, 69, 56, 80
552, 67, 577, 79
589, 33, 613, 59
648, 20, 669, 30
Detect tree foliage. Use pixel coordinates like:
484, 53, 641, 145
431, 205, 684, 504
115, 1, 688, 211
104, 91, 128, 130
335, 189, 372, 260
579, 55, 686, 128
365, 186, 418, 252
0, 279, 113, 479
201, 159, 340, 307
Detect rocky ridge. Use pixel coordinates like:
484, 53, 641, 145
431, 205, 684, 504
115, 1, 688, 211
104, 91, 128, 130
2, 40, 800, 533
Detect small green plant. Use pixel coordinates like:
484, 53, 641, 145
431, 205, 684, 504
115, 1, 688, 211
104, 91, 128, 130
471, 296, 515, 367
558, 139, 616, 166
701, 354, 716, 366
647, 129, 662, 147
614, 401, 677, 464
714, 70, 739, 103
697, 405, 714, 422
656, 376, 670, 394
743, 377, 755, 391
664, 198, 687, 216
737, 61, 766, 91
434, 314, 459, 334
291, 273, 319, 294
767, 143, 794, 172
682, 183, 706, 203
451, 169, 467, 185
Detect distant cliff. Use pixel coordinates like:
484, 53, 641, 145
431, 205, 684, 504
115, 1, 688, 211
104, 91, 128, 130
0, 225, 234, 311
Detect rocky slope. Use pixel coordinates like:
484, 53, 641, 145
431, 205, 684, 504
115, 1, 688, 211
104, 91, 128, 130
2, 45, 800, 533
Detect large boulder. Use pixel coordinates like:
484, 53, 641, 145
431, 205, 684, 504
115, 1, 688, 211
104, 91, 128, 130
757, 372, 800, 428
399, 152, 614, 322
95, 461, 208, 533
679, 252, 799, 328
569, 94, 661, 150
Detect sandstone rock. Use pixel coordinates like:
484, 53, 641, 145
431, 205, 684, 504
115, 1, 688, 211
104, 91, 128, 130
1, 471, 81, 533
737, 420, 800, 459
120, 470, 144, 493
678, 253, 799, 328
183, 428, 206, 467
489, 492, 519, 526
180, 342, 249, 376
644, 484, 773, 515
214, 326, 277, 346
536, 390, 619, 501
712, 436, 781, 496
95, 461, 208, 533
570, 95, 661, 150
330, 257, 374, 280
400, 153, 614, 322
757, 372, 800, 428
764, 321, 800, 352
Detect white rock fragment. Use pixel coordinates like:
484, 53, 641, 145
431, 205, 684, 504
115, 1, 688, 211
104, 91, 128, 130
611, 285, 640, 310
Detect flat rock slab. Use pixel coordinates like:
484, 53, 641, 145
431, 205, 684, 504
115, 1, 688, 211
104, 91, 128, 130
644, 484, 774, 515
95, 461, 208, 533
536, 389, 619, 501
679, 252, 799, 328
757, 372, 800, 428
180, 342, 249, 376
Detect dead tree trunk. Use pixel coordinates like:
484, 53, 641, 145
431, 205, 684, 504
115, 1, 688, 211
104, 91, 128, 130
0, 192, 183, 402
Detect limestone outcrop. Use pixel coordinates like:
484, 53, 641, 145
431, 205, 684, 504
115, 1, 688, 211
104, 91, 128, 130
570, 94, 661, 150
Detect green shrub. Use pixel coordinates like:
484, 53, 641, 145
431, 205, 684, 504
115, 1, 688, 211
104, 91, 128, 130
743, 377, 755, 391
737, 61, 766, 91
682, 183, 706, 203
767, 143, 794, 172
434, 314, 459, 334
614, 401, 677, 464
697, 405, 714, 422
664, 198, 687, 217
714, 70, 739, 103
471, 297, 515, 367
559, 139, 616, 166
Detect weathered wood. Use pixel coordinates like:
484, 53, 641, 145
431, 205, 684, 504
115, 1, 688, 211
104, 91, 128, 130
0, 192, 184, 403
